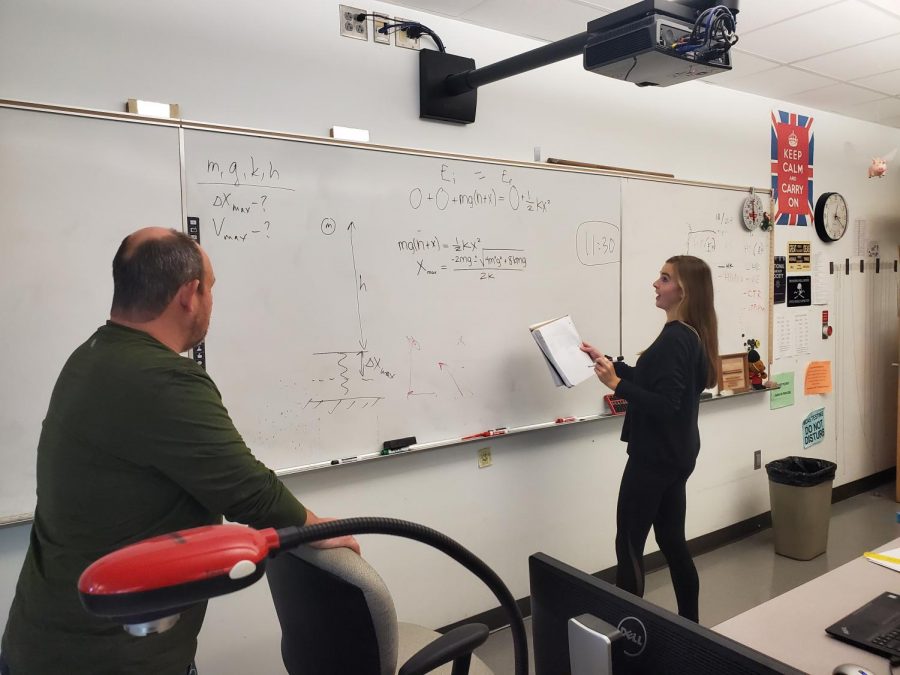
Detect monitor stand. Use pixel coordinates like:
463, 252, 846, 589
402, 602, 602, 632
569, 613, 623, 675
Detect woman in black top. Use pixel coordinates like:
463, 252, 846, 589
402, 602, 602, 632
582, 255, 719, 622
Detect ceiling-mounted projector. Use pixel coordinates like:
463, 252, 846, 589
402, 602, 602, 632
584, 0, 738, 86
418, 0, 739, 123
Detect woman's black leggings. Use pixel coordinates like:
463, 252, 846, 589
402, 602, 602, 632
615, 454, 700, 622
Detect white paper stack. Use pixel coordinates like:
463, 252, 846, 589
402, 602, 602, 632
864, 548, 900, 573
529, 315, 595, 388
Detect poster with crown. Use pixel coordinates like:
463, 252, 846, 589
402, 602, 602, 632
770, 110, 814, 226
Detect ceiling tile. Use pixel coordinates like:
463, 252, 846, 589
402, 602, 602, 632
573, 0, 634, 11
721, 66, 833, 99
787, 83, 885, 113
704, 49, 781, 84
736, 1, 900, 63
792, 34, 900, 80
842, 96, 900, 122
877, 113, 900, 127
384, 0, 487, 17
855, 68, 900, 95
734, 0, 844, 34
461, 0, 604, 41
860, 0, 900, 18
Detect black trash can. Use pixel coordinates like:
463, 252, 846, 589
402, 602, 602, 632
765, 456, 837, 560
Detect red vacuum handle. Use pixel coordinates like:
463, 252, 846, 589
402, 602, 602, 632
78, 524, 280, 622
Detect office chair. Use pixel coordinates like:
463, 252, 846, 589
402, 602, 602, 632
267, 545, 494, 675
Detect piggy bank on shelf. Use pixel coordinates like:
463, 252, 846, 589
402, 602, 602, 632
868, 157, 887, 178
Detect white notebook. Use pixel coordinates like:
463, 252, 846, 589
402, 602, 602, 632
529, 315, 595, 388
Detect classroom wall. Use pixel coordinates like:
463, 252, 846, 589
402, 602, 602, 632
1, 1, 899, 672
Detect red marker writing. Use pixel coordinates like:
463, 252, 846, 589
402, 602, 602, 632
461, 428, 508, 440
555, 417, 576, 424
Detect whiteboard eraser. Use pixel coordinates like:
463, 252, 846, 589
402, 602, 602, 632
126, 99, 179, 119
330, 126, 370, 143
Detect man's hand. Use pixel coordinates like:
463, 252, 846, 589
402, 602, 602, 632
304, 511, 361, 555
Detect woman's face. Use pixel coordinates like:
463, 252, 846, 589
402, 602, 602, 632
653, 263, 683, 312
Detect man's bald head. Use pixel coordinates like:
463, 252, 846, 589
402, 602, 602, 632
111, 227, 204, 322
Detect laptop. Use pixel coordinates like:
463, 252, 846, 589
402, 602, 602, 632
826, 592, 900, 658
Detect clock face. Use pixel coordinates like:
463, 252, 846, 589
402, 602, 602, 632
741, 194, 764, 230
815, 192, 848, 241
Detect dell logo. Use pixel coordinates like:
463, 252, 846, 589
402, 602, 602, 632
617, 616, 647, 657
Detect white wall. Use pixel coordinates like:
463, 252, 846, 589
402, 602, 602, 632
1, 1, 898, 672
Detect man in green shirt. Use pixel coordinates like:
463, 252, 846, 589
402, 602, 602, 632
0, 227, 358, 675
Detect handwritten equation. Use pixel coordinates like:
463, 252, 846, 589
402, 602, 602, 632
686, 223, 768, 315
396, 233, 527, 279
197, 155, 294, 241
409, 164, 550, 214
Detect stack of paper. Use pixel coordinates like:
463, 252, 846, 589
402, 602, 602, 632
529, 315, 595, 388
864, 548, 900, 572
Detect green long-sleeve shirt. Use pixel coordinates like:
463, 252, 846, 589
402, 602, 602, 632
1, 322, 307, 675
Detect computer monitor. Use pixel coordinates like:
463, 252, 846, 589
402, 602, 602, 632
530, 552, 805, 674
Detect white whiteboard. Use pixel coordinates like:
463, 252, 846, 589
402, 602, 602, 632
621, 179, 771, 361
0, 104, 774, 522
183, 129, 622, 471
0, 107, 183, 521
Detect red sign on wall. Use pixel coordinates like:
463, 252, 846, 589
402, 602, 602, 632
770, 110, 814, 226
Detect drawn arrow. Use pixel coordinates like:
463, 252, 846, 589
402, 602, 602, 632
348, 221, 367, 350
438, 361, 464, 397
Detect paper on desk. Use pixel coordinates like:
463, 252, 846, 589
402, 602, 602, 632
864, 548, 900, 572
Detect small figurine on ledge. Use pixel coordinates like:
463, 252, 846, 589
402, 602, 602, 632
745, 338, 767, 390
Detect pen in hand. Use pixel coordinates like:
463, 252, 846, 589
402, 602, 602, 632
589, 355, 617, 367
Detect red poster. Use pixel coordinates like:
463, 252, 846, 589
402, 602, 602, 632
770, 111, 814, 226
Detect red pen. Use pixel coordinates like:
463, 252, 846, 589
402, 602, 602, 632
555, 417, 576, 423
462, 428, 508, 440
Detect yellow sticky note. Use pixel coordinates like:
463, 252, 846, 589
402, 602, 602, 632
804, 361, 832, 395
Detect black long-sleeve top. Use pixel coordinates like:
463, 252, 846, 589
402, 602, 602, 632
613, 321, 708, 474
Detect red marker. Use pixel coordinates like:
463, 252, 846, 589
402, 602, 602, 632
555, 417, 576, 424
462, 428, 508, 440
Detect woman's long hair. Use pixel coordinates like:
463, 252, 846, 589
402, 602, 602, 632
668, 255, 719, 388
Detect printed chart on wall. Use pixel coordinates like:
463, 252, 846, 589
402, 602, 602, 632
620, 179, 771, 361
183, 129, 622, 471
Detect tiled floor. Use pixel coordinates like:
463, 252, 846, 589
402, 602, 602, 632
473, 481, 900, 674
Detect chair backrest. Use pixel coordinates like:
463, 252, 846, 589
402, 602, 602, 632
266, 545, 399, 675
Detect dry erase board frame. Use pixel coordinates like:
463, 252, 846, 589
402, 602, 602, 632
0, 98, 773, 526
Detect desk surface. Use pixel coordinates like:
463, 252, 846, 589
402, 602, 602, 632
715, 537, 900, 674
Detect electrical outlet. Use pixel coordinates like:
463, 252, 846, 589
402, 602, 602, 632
394, 17, 420, 50
478, 447, 492, 469
372, 13, 390, 44
339, 5, 368, 41
753, 450, 761, 470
